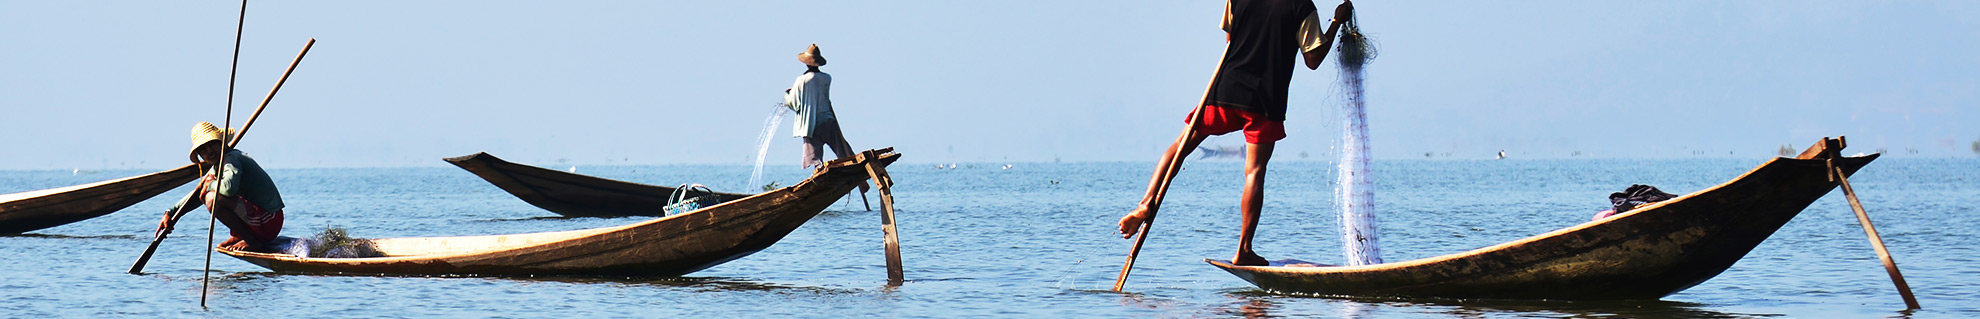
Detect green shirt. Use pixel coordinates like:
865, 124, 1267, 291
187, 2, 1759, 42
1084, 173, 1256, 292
168, 150, 284, 212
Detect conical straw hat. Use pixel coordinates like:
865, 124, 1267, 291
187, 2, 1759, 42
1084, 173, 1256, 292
188, 122, 234, 159
797, 44, 826, 67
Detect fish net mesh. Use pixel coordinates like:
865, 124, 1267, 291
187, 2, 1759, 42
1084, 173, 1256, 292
1336, 14, 1377, 70
310, 227, 381, 258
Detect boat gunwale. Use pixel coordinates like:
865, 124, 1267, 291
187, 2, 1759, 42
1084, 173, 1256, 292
0, 164, 196, 205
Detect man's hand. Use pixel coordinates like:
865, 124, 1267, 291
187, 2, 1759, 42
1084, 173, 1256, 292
1117, 212, 1151, 239
1334, 0, 1354, 23
155, 211, 176, 237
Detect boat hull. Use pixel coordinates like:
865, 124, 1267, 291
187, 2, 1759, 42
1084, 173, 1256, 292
1209, 154, 1877, 300
219, 150, 896, 277
0, 165, 198, 234
444, 152, 747, 217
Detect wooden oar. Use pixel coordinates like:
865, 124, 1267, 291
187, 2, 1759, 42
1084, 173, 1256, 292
859, 150, 904, 286
127, 37, 315, 276
1113, 45, 1227, 292
229, 38, 314, 149
1824, 137, 1921, 310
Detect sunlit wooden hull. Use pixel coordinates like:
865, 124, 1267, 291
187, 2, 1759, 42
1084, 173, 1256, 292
0, 165, 198, 234
1210, 153, 1877, 300
218, 150, 897, 277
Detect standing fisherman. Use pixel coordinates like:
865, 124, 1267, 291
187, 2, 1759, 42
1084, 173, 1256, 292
1117, 0, 1354, 266
783, 44, 859, 169
155, 122, 285, 252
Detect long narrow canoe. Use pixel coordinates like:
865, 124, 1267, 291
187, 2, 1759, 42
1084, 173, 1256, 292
1209, 147, 1877, 300
217, 149, 898, 277
444, 152, 750, 217
1, 165, 199, 234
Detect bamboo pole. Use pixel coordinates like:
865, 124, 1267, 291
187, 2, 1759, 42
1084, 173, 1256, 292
200, 0, 252, 308
1827, 148, 1920, 309
1113, 47, 1225, 292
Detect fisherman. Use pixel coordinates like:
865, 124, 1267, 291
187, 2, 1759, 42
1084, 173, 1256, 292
155, 122, 285, 252
783, 44, 858, 169
1117, 0, 1355, 266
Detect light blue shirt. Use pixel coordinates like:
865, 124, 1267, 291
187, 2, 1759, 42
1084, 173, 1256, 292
782, 71, 835, 138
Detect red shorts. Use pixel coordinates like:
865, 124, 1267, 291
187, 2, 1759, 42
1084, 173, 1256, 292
1186, 105, 1286, 144
228, 196, 283, 243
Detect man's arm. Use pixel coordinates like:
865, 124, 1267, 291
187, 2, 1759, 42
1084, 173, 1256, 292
1301, 1, 1354, 70
156, 178, 207, 233
215, 158, 242, 198
782, 78, 806, 114
1222, 0, 1232, 43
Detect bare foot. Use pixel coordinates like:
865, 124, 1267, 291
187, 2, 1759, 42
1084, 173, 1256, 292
1117, 206, 1155, 238
1233, 251, 1269, 266
219, 237, 258, 251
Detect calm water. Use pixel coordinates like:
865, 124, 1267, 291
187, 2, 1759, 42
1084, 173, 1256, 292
2, 158, 1975, 318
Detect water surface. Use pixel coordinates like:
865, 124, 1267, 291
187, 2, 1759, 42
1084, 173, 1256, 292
2, 158, 1973, 318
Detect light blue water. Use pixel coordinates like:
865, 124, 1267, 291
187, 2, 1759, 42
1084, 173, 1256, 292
2, 158, 1975, 318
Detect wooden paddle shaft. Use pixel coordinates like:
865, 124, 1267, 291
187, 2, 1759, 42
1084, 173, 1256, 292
128, 209, 192, 274
860, 150, 905, 286
229, 38, 315, 149
1832, 160, 1921, 309
1114, 42, 1230, 291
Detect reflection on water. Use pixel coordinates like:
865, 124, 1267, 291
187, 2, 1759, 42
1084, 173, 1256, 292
0, 233, 138, 240
1224, 289, 1782, 319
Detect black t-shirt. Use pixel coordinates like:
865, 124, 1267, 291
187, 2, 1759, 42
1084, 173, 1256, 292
1205, 0, 1318, 122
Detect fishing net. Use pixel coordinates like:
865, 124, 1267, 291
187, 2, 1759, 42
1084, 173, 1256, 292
1335, 14, 1378, 70
1335, 10, 1384, 266
309, 227, 382, 258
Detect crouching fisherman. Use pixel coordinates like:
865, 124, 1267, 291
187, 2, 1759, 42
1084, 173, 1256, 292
155, 122, 285, 252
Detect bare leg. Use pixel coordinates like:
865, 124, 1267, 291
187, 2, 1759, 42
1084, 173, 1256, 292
203, 190, 255, 250
1119, 123, 1210, 238
823, 125, 870, 193
1234, 141, 1275, 265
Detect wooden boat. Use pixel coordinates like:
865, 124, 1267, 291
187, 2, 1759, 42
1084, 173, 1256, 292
444, 152, 747, 217
216, 149, 898, 277
0, 165, 199, 234
1209, 144, 1878, 300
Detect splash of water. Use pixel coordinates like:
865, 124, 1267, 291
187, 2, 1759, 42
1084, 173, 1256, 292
1335, 14, 1382, 266
748, 106, 789, 190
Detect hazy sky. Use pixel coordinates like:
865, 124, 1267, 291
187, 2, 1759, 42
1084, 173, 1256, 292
4, 1, 1976, 169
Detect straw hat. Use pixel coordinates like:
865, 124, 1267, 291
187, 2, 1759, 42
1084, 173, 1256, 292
188, 122, 233, 160
797, 44, 826, 67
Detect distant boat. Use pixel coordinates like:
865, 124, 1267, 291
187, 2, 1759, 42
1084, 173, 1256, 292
1209, 142, 1877, 300
1197, 145, 1244, 159
218, 150, 899, 277
1, 165, 198, 234
445, 152, 752, 217
1496, 150, 1506, 160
